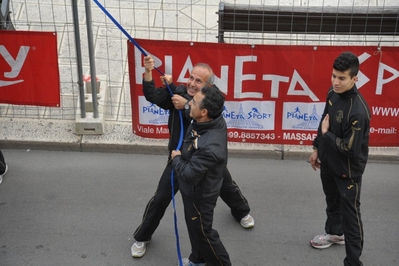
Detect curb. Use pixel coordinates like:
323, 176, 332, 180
1, 140, 398, 163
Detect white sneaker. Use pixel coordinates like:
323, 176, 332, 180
310, 233, 345, 249
0, 164, 8, 185
131, 241, 149, 258
178, 258, 206, 266
240, 214, 255, 229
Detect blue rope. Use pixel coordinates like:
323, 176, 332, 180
92, 1, 184, 264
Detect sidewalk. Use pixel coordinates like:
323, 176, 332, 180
0, 117, 398, 162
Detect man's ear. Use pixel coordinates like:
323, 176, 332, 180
353, 76, 359, 82
201, 108, 208, 118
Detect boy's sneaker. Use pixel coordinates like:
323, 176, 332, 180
0, 165, 8, 185
178, 258, 206, 266
310, 233, 345, 249
240, 214, 255, 229
131, 241, 149, 258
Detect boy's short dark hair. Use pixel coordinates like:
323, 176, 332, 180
333, 52, 359, 78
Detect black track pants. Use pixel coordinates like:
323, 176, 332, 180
320, 166, 364, 266
183, 195, 231, 266
134, 164, 250, 241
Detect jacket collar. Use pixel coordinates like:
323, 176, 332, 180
337, 84, 358, 98
191, 115, 223, 136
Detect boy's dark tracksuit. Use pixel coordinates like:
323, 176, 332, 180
313, 85, 371, 266
133, 80, 250, 242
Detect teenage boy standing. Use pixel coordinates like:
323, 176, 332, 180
309, 51, 371, 266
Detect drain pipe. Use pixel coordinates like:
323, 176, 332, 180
71, 0, 86, 118
84, 0, 99, 118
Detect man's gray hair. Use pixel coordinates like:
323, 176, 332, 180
193, 63, 214, 85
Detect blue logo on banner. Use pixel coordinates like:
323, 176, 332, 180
287, 105, 320, 129
223, 104, 272, 129
142, 103, 169, 124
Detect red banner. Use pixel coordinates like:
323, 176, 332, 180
128, 39, 399, 147
0, 30, 60, 107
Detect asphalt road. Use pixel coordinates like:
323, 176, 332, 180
0, 149, 398, 266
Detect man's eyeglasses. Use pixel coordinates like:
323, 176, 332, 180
191, 98, 200, 106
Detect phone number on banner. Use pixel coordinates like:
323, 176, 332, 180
228, 131, 276, 140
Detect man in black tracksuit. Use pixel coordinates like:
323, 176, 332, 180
309, 51, 371, 266
171, 85, 231, 266
131, 55, 253, 258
